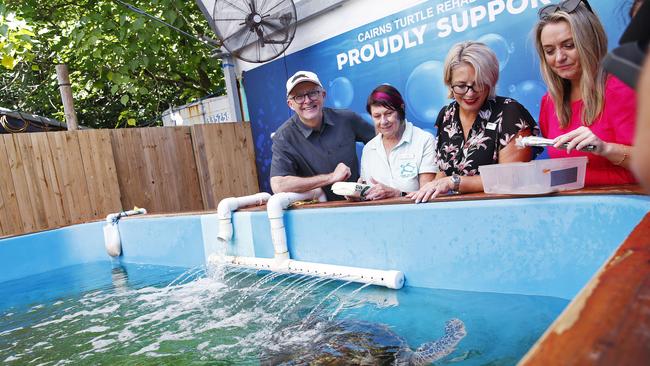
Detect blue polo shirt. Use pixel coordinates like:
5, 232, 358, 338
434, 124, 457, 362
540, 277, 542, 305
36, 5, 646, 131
271, 107, 375, 201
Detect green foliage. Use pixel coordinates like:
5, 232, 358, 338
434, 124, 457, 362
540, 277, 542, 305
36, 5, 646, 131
0, 0, 225, 128
0, 9, 36, 70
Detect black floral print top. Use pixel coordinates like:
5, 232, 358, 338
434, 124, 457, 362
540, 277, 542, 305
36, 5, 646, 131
435, 96, 540, 176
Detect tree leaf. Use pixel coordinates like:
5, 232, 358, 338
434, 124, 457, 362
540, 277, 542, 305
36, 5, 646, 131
1, 0, 225, 129
1, 54, 15, 69
163, 10, 177, 24
133, 17, 145, 30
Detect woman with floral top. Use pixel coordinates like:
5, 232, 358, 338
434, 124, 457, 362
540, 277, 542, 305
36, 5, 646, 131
409, 41, 540, 203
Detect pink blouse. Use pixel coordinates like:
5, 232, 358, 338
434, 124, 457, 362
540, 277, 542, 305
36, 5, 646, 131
539, 76, 637, 185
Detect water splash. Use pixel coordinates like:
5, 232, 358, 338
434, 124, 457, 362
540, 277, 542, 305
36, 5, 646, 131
330, 282, 373, 319
0, 263, 487, 365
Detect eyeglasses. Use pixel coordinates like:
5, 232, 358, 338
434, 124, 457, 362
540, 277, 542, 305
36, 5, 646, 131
451, 84, 483, 95
538, 0, 593, 19
289, 89, 322, 103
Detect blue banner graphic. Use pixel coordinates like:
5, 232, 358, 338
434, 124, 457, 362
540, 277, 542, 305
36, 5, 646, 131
243, 0, 628, 193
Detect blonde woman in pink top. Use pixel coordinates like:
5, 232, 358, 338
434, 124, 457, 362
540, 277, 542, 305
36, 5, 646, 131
534, 0, 637, 185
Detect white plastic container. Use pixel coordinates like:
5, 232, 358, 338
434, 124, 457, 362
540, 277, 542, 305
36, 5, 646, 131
478, 157, 588, 195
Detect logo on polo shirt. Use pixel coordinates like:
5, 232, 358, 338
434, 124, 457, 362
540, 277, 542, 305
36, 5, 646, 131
400, 162, 417, 179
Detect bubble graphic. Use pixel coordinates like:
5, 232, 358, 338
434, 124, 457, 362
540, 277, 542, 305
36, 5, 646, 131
256, 133, 266, 149
328, 77, 354, 108
405, 61, 449, 125
508, 80, 547, 119
477, 33, 514, 72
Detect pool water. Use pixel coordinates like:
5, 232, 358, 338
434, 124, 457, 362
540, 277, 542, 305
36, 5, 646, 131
0, 262, 568, 365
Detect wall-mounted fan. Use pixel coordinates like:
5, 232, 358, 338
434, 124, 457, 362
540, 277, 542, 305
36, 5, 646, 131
210, 0, 297, 63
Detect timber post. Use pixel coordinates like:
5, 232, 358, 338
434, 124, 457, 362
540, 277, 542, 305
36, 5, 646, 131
55, 64, 79, 131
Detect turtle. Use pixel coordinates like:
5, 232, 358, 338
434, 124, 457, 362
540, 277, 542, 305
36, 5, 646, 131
260, 317, 467, 366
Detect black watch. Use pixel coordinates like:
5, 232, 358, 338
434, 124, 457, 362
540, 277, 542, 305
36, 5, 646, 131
450, 173, 461, 193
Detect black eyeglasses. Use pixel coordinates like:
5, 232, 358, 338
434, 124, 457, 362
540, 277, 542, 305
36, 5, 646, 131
289, 89, 322, 103
451, 84, 483, 95
538, 0, 593, 19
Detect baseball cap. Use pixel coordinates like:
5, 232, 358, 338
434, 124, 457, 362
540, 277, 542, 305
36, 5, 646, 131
286, 71, 323, 96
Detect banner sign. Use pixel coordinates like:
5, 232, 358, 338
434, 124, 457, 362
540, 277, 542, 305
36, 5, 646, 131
243, 0, 627, 193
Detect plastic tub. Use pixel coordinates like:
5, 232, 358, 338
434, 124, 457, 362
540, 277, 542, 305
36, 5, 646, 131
478, 157, 588, 195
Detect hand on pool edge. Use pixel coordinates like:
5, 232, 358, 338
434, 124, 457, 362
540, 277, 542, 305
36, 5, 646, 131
407, 177, 454, 203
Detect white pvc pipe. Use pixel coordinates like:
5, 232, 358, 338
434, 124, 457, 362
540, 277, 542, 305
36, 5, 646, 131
217, 192, 271, 243
211, 188, 405, 290
267, 189, 326, 259
103, 208, 147, 257
105, 207, 147, 223
103, 223, 122, 257
288, 259, 404, 289
214, 255, 405, 290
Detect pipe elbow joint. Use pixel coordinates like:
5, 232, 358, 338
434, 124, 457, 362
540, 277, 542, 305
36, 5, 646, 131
217, 197, 239, 220
267, 192, 291, 219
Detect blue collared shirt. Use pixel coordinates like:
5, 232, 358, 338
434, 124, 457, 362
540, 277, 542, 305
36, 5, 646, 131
271, 107, 375, 201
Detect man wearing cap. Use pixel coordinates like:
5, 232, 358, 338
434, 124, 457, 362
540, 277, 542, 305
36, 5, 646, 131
270, 71, 375, 201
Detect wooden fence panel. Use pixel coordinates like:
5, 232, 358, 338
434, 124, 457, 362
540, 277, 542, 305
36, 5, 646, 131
165, 127, 204, 212
77, 130, 122, 217
191, 124, 213, 208
143, 127, 168, 211
16, 134, 49, 230
110, 128, 145, 212
3, 134, 38, 233
232, 122, 260, 192
30, 133, 67, 229
48, 132, 93, 223
1, 123, 259, 237
191, 123, 260, 210
0, 135, 24, 236
110, 127, 203, 214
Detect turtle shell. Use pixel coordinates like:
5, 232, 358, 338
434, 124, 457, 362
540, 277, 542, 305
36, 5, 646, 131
261, 319, 408, 365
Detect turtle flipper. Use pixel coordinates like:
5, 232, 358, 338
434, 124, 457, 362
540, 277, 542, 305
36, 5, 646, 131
398, 318, 467, 366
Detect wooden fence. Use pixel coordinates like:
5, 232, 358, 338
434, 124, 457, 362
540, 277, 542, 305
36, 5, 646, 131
0, 123, 259, 237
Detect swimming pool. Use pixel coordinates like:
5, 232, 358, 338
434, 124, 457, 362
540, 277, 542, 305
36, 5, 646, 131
1, 262, 568, 364
1, 194, 648, 364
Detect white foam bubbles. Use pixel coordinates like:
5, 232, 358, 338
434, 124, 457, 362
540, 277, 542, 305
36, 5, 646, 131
76, 326, 110, 334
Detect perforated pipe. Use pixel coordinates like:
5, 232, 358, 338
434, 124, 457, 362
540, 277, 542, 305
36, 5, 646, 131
213, 189, 405, 290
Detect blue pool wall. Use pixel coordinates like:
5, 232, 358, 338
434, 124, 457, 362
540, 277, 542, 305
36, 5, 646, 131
0, 222, 108, 283
1, 195, 648, 300
226, 195, 650, 299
